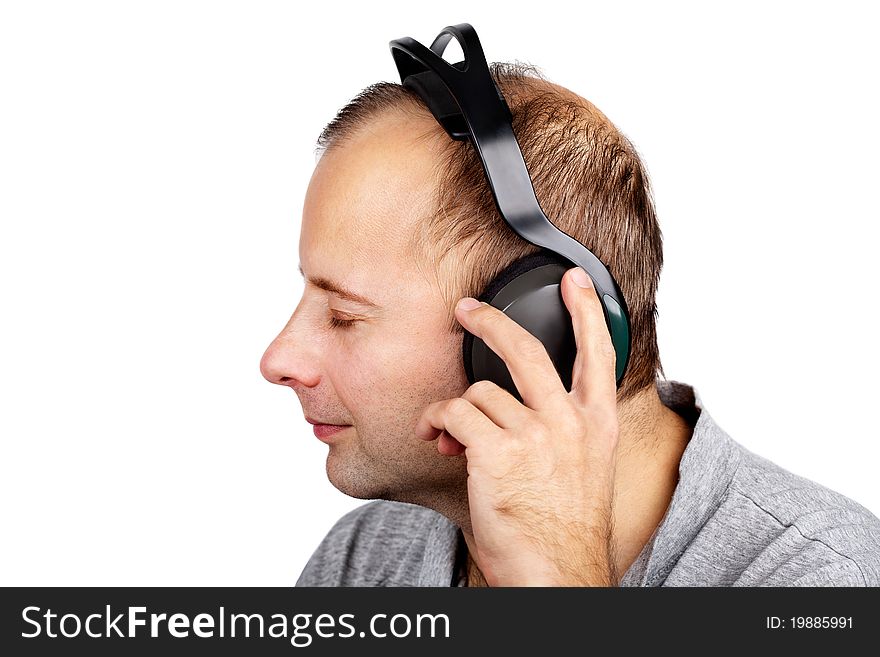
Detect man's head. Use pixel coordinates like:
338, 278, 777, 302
260, 62, 665, 509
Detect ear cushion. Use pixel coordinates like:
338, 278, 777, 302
461, 249, 572, 384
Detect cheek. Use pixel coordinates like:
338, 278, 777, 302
379, 328, 469, 410
329, 328, 467, 417
322, 338, 374, 402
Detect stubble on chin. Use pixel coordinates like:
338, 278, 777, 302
322, 433, 469, 511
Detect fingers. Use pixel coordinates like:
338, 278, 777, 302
560, 267, 618, 410
415, 381, 531, 458
455, 298, 568, 411
414, 396, 503, 450
460, 380, 533, 430
421, 265, 619, 463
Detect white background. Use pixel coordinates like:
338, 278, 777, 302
1, 1, 877, 585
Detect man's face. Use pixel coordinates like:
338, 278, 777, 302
260, 111, 469, 502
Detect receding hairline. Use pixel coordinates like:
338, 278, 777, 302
309, 65, 631, 298
313, 61, 617, 153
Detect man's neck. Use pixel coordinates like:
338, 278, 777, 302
449, 383, 694, 586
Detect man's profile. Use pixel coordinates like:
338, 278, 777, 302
259, 56, 880, 586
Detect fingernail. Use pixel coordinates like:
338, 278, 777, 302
571, 267, 592, 288
457, 297, 481, 311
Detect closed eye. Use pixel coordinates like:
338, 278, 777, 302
327, 315, 359, 330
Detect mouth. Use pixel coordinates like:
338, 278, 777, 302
311, 423, 352, 442
305, 417, 352, 442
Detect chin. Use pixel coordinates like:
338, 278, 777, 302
324, 453, 393, 501
321, 439, 466, 505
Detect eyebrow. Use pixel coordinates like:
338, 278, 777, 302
298, 264, 381, 308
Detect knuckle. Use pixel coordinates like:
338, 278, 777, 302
480, 308, 504, 329
562, 405, 618, 440
447, 397, 472, 417
517, 337, 549, 362
563, 410, 588, 437
595, 412, 620, 438
466, 379, 498, 400
531, 421, 553, 444
517, 412, 548, 441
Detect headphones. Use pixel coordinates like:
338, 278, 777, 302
389, 23, 631, 401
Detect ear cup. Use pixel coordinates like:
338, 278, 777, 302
461, 250, 576, 403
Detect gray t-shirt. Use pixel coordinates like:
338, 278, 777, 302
296, 379, 880, 586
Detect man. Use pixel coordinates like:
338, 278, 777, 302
260, 62, 880, 586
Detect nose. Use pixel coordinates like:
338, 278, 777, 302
260, 311, 321, 389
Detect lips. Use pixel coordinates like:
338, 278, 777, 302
305, 416, 348, 427
312, 423, 351, 442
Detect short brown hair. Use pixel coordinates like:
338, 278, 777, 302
315, 62, 665, 403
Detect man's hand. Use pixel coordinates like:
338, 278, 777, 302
414, 266, 620, 586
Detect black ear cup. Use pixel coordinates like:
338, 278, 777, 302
461, 250, 576, 403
